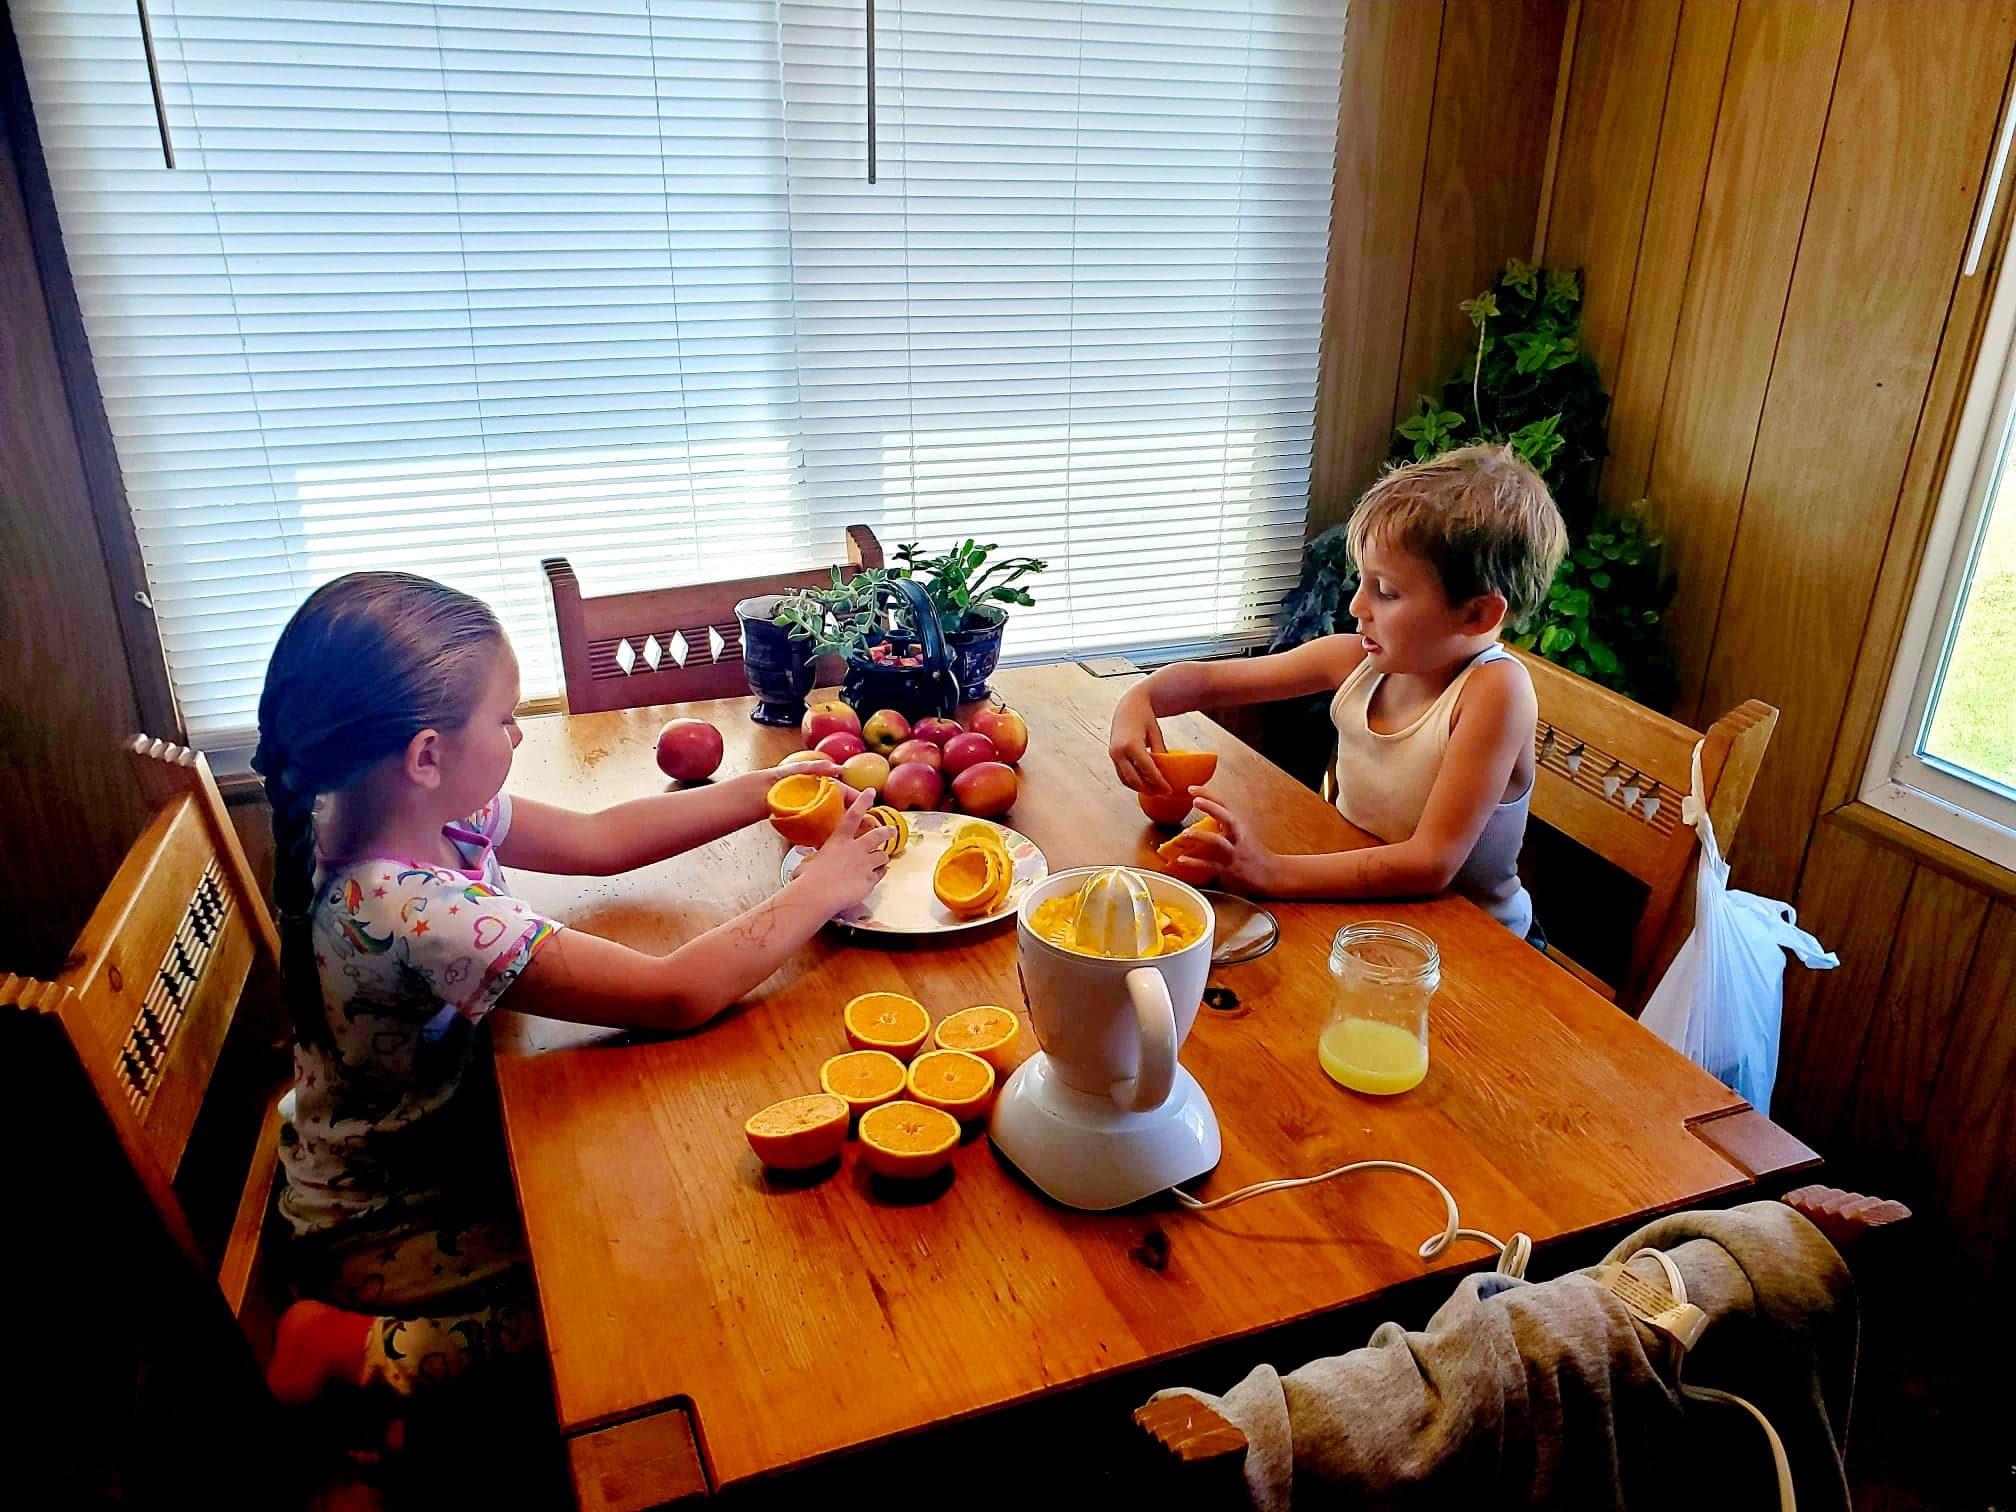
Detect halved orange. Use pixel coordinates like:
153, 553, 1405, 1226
1155, 814, 1224, 881
932, 840, 1002, 917
1137, 750, 1219, 826
768, 773, 846, 847
905, 1049, 997, 1121
842, 991, 931, 1060
932, 1005, 1021, 1074
865, 804, 909, 858
819, 1049, 908, 1118
857, 1100, 961, 1180
743, 1093, 848, 1170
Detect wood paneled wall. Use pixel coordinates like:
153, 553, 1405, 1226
1, 15, 150, 974
1530, 0, 2016, 1283
1312, 0, 1572, 533
1540, 0, 2016, 902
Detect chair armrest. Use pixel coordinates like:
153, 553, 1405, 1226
1781, 1185, 1911, 1252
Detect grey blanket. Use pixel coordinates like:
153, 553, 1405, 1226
1153, 1201, 1856, 1510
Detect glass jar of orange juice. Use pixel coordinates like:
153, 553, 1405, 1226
1319, 922, 1438, 1095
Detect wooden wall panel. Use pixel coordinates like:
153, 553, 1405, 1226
1845, 866, 1993, 1186
1699, 0, 2016, 899
1917, 902, 2016, 1277
1644, 0, 1849, 719
1598, 0, 1739, 506
1392, 0, 1571, 435
1544, 0, 2016, 1285
1308, 0, 1444, 533
0, 26, 150, 976
1540, 0, 1683, 381
1774, 813, 1916, 1146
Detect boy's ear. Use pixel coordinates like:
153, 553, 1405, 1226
1461, 590, 1509, 638
403, 728, 445, 790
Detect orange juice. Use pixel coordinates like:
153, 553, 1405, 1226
1318, 1017, 1429, 1095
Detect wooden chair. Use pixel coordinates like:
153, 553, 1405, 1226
1134, 1184, 1909, 1480
2, 737, 295, 1498
1510, 646, 1776, 1011
542, 524, 884, 713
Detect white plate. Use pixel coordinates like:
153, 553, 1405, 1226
780, 810, 1048, 935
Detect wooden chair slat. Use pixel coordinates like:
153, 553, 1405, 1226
1508, 647, 1778, 1011
542, 524, 884, 714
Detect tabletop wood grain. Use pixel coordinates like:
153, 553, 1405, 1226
491, 662, 1809, 1489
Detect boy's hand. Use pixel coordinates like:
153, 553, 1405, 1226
1169, 794, 1286, 895
1109, 684, 1170, 794
791, 785, 894, 912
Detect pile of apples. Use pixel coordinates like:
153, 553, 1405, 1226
793, 701, 1028, 818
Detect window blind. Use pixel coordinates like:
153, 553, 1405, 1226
16, 0, 1343, 749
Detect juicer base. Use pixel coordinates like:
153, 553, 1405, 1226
988, 1053, 1221, 1211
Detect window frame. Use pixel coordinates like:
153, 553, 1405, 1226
1860, 239, 2016, 871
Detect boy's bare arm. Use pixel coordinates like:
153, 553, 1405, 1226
1175, 660, 1532, 900
1111, 634, 1365, 793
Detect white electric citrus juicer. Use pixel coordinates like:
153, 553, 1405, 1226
988, 866, 1222, 1210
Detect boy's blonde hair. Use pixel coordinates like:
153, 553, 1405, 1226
1346, 444, 1568, 623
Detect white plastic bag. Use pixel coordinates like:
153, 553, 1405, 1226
1639, 741, 1837, 1116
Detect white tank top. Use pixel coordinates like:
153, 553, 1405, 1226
1329, 642, 1534, 937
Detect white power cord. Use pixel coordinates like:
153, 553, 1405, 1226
1627, 1247, 1797, 1512
1171, 1159, 1533, 1278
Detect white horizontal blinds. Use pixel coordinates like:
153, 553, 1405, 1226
783, 0, 1340, 658
18, 1, 1340, 748
19, 0, 807, 743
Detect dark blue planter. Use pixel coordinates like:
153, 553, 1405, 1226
735, 594, 817, 726
946, 606, 1008, 702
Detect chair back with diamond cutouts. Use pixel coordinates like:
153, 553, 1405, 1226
541, 525, 883, 713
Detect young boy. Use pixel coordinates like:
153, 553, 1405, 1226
1109, 445, 1567, 938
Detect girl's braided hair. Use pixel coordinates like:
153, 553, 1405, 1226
251, 572, 502, 1045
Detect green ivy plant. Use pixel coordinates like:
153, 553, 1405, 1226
1508, 503, 1677, 708
1395, 259, 1609, 529
1276, 259, 1681, 709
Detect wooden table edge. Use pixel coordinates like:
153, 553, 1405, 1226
564, 1399, 712, 1511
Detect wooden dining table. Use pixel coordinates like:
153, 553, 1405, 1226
491, 661, 1816, 1506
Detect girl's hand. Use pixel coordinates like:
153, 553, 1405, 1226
1108, 684, 1169, 794
791, 785, 894, 913
1168, 793, 1286, 895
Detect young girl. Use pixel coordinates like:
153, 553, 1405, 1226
254, 571, 890, 1422
1110, 446, 1567, 938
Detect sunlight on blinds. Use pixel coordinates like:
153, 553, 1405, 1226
16, 0, 1342, 747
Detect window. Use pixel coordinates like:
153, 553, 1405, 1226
16, 0, 1343, 751
1863, 238, 2016, 869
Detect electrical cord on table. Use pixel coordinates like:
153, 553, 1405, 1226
1170, 1159, 1533, 1278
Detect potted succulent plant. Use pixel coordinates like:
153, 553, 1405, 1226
771, 571, 963, 725
768, 540, 1049, 719
891, 539, 1047, 702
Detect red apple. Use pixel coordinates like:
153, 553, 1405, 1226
815, 731, 867, 763
912, 716, 964, 747
888, 738, 944, 771
801, 700, 862, 747
860, 708, 911, 756
971, 705, 1029, 765
941, 731, 998, 776
838, 752, 891, 793
655, 718, 723, 782
951, 761, 1018, 818
881, 760, 944, 811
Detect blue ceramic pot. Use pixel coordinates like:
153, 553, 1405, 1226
735, 594, 817, 726
945, 605, 1008, 702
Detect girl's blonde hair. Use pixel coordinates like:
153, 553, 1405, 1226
1346, 445, 1568, 622
251, 572, 502, 1045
